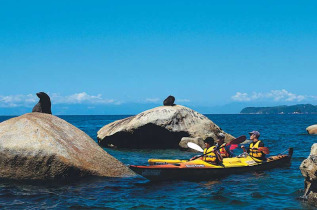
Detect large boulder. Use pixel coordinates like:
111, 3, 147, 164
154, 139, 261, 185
97, 105, 234, 149
0, 113, 133, 180
300, 143, 317, 206
307, 125, 317, 135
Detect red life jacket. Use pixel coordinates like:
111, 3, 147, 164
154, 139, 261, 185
219, 143, 230, 158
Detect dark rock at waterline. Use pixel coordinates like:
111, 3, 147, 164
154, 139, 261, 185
0, 113, 133, 180
307, 125, 317, 135
32, 92, 52, 114
97, 105, 234, 149
300, 143, 317, 207
163, 95, 175, 106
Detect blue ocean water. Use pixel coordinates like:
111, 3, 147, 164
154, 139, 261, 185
0, 114, 317, 209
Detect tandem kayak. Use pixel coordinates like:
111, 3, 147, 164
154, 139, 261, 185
129, 148, 293, 181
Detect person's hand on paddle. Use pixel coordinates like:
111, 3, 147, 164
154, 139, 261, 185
190, 155, 202, 161
241, 145, 247, 153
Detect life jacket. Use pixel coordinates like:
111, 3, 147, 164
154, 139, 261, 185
203, 146, 217, 162
219, 143, 230, 158
249, 141, 264, 158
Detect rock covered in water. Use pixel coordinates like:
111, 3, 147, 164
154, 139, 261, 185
300, 143, 317, 206
97, 105, 234, 149
307, 125, 317, 135
0, 113, 133, 180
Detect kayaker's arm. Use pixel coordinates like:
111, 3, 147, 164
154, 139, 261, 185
190, 149, 218, 161
190, 155, 203, 161
215, 150, 223, 163
241, 145, 247, 153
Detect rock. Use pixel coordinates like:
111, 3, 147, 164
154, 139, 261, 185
307, 125, 317, 135
300, 143, 317, 207
179, 137, 204, 152
163, 95, 175, 106
32, 92, 52, 114
97, 105, 234, 149
0, 113, 133, 180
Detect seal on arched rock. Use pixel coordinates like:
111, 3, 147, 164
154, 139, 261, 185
32, 92, 52, 114
97, 105, 235, 149
163, 95, 175, 106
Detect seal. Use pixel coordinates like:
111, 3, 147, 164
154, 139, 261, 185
32, 92, 52, 114
163, 95, 175, 106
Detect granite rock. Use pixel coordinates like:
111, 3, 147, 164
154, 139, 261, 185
0, 113, 133, 180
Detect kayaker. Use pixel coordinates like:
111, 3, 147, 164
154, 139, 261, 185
200, 137, 223, 164
216, 133, 234, 158
241, 131, 266, 160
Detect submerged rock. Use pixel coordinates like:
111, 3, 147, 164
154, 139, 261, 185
307, 125, 317, 135
97, 105, 234, 149
300, 143, 317, 207
0, 113, 133, 180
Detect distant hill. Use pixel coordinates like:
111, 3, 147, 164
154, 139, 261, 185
240, 104, 317, 114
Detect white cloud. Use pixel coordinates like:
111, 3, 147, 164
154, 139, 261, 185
0, 92, 116, 107
0, 94, 37, 107
51, 92, 115, 104
231, 92, 251, 102
145, 98, 160, 103
231, 89, 308, 102
177, 99, 191, 102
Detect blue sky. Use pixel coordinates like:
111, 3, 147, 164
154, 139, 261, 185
1, 1, 317, 115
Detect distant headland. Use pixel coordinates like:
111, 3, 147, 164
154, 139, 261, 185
240, 104, 317, 114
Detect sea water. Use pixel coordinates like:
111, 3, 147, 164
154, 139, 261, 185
0, 114, 316, 209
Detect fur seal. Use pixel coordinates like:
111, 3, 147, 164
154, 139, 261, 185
32, 92, 52, 114
163, 95, 175, 106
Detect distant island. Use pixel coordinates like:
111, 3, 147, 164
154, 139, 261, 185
240, 104, 317, 114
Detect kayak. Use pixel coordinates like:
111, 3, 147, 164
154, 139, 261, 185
148, 159, 187, 165
129, 148, 293, 181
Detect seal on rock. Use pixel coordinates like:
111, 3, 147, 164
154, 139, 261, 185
32, 92, 52, 114
97, 105, 234, 149
163, 95, 175, 106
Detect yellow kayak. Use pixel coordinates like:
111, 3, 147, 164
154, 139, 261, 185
130, 148, 293, 181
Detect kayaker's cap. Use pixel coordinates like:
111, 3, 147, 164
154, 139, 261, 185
218, 133, 225, 139
249, 131, 260, 138
204, 137, 214, 145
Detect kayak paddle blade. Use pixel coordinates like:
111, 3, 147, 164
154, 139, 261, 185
187, 142, 204, 152
258, 147, 270, 154
229, 135, 246, 145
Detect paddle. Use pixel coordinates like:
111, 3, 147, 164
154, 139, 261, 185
227, 135, 246, 150
241, 146, 270, 154
187, 142, 214, 160
187, 142, 224, 166
188, 135, 246, 153
258, 147, 270, 154
228, 135, 246, 145
187, 142, 204, 152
